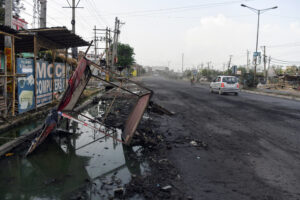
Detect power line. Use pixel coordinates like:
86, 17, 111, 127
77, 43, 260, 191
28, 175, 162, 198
267, 42, 300, 48
101, 0, 252, 17
84, 0, 107, 27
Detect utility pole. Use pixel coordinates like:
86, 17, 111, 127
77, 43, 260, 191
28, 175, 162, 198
111, 17, 118, 71
63, 0, 83, 58
246, 50, 250, 72
110, 17, 125, 72
111, 17, 119, 71
182, 53, 184, 72
267, 56, 271, 83
228, 55, 233, 74
39, 0, 47, 28
4, 0, 12, 116
262, 46, 267, 80
94, 25, 97, 61
105, 27, 109, 67
207, 62, 211, 70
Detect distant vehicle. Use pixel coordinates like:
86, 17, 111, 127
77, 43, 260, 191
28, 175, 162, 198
210, 76, 240, 95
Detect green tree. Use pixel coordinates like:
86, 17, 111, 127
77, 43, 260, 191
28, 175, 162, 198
285, 65, 298, 75
0, 0, 25, 24
116, 43, 135, 71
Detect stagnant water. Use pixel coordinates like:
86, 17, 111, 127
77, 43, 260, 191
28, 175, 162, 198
0, 102, 149, 200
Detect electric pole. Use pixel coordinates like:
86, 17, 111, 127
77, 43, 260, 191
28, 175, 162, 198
182, 53, 184, 72
94, 25, 97, 61
39, 0, 47, 28
228, 55, 233, 74
246, 50, 250, 72
207, 62, 211, 70
63, 0, 83, 58
267, 56, 271, 83
111, 17, 118, 71
262, 46, 267, 80
105, 27, 109, 67
4, 0, 12, 116
111, 17, 125, 72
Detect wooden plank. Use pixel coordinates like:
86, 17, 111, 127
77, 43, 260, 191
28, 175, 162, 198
11, 36, 15, 116
0, 125, 42, 157
34, 35, 37, 110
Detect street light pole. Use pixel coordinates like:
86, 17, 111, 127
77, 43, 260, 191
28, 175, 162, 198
241, 4, 277, 85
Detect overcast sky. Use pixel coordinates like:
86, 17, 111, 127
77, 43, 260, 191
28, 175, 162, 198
20, 0, 300, 71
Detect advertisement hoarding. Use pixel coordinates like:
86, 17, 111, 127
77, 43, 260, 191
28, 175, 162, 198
17, 58, 35, 113
17, 58, 67, 112
36, 61, 66, 107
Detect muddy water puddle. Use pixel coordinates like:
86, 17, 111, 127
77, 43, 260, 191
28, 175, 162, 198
0, 101, 149, 200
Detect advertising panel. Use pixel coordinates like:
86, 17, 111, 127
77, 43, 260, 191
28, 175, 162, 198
36, 61, 66, 107
17, 59, 67, 112
17, 58, 35, 113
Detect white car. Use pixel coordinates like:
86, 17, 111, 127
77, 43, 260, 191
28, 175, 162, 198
210, 76, 240, 95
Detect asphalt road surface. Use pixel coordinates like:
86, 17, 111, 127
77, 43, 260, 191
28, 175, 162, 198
142, 76, 300, 200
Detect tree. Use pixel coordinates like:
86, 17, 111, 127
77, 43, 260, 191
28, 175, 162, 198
0, 0, 25, 24
285, 65, 298, 75
116, 43, 135, 71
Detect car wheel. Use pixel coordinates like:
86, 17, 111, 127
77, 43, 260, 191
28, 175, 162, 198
234, 92, 239, 96
218, 89, 223, 95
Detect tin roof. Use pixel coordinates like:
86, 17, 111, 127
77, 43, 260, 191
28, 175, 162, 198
0, 26, 89, 53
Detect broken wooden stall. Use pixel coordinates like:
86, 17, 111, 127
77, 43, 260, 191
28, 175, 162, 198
0, 26, 89, 118
0, 25, 20, 117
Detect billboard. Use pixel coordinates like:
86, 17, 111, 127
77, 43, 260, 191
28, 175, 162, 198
36, 61, 66, 107
17, 58, 35, 113
17, 59, 67, 112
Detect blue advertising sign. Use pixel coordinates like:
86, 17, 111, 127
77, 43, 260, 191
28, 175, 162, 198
17, 59, 67, 111
17, 58, 35, 113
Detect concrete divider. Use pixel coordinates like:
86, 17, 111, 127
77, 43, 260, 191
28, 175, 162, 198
242, 89, 300, 102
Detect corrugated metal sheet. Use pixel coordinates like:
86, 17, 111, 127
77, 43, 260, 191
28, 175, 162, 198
14, 27, 89, 52
122, 93, 152, 144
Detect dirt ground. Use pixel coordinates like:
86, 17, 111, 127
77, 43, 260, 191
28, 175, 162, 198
123, 76, 300, 200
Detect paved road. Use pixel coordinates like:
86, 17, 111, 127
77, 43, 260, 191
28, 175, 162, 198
143, 76, 300, 200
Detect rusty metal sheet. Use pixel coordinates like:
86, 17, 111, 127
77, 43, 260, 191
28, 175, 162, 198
122, 93, 152, 144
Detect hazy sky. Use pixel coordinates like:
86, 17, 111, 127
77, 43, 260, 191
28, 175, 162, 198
20, 0, 300, 71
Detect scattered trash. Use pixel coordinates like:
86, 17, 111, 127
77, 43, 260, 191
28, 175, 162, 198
197, 156, 201, 160
190, 141, 197, 146
158, 159, 169, 164
5, 153, 13, 157
114, 187, 124, 197
161, 185, 172, 191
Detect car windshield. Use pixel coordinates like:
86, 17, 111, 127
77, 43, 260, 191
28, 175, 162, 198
222, 77, 237, 83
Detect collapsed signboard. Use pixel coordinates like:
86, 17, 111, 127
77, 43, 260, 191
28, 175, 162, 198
17, 58, 68, 113
26, 58, 91, 156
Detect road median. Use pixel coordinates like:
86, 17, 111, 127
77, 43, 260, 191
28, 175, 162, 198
242, 89, 300, 101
